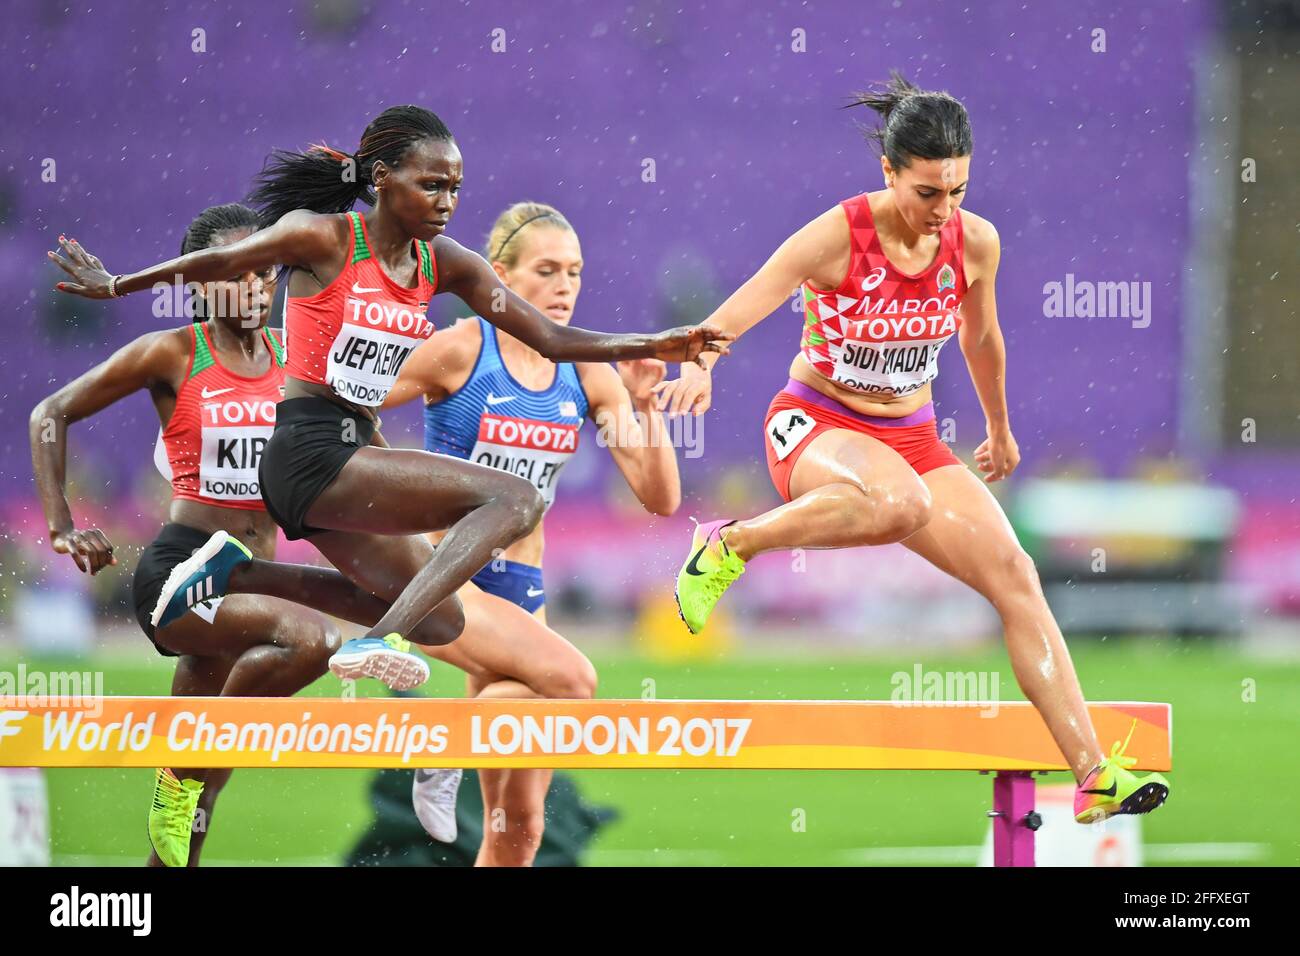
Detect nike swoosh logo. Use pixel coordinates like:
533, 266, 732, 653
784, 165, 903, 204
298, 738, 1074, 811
415, 769, 437, 783
1083, 781, 1118, 797
684, 544, 709, 576
201, 387, 235, 399
351, 282, 383, 294
525, 587, 544, 597
486, 393, 515, 405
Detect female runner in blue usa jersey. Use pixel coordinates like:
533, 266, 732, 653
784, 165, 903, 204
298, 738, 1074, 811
383, 201, 682, 864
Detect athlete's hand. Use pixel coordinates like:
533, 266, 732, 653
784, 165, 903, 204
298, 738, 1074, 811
616, 358, 667, 403
974, 427, 1020, 483
48, 236, 115, 298
50, 527, 118, 575
651, 361, 713, 417
649, 324, 734, 367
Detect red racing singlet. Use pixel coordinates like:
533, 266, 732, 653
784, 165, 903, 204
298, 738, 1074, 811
283, 210, 437, 407
155, 322, 286, 509
799, 194, 967, 397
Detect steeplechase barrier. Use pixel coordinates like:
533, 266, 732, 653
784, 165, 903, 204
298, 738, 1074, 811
0, 697, 1171, 867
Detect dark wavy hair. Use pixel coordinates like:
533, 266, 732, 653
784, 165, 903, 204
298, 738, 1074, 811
246, 105, 455, 227
848, 71, 972, 169
180, 202, 259, 255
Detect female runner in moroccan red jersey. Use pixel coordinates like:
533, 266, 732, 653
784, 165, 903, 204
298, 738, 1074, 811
765, 190, 966, 500
653, 73, 1169, 827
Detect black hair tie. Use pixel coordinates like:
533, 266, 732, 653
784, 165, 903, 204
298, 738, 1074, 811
493, 213, 556, 260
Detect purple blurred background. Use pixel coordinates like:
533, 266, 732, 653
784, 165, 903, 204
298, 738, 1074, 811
1, 0, 1296, 641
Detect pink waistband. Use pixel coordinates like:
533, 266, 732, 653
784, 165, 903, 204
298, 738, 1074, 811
781, 379, 936, 428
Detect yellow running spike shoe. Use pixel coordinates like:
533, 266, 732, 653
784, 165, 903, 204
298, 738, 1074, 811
674, 518, 746, 634
148, 767, 204, 867
1074, 719, 1170, 823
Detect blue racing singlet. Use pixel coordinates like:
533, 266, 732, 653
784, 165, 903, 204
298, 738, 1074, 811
424, 316, 589, 511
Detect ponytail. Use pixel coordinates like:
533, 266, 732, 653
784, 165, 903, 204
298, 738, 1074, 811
847, 71, 972, 169
247, 105, 456, 228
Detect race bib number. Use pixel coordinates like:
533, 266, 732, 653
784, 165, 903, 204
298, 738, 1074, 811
327, 324, 419, 407
328, 296, 435, 407
768, 408, 816, 462
831, 340, 944, 396
199, 426, 272, 501
470, 414, 579, 510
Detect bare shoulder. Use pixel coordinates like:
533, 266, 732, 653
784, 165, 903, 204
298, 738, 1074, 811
575, 359, 621, 396
794, 202, 852, 289
95, 325, 192, 392
436, 313, 485, 362
959, 208, 1001, 282
804, 202, 850, 243
135, 326, 193, 371
430, 233, 479, 282
272, 209, 349, 256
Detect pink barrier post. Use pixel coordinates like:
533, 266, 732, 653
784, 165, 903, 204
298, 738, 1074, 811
988, 770, 1042, 867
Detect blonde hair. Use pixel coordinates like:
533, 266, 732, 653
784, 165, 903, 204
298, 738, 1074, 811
484, 201, 575, 269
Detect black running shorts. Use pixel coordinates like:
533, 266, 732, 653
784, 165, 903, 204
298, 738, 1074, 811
132, 522, 218, 654
259, 396, 375, 540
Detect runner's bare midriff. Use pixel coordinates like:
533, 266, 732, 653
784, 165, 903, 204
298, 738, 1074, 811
169, 499, 279, 560
285, 376, 381, 425
788, 352, 933, 419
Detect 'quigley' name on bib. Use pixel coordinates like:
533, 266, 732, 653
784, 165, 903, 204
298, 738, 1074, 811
472, 414, 580, 509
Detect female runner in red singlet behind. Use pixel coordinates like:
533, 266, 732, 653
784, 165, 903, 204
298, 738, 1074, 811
49, 106, 732, 694
31, 204, 478, 866
655, 74, 1169, 825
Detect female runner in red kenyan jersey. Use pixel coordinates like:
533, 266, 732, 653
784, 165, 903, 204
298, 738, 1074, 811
652, 74, 1168, 823
52, 104, 731, 651
32, 203, 512, 866
50, 107, 733, 865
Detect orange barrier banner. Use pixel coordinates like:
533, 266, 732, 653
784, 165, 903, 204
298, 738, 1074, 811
0, 697, 1171, 770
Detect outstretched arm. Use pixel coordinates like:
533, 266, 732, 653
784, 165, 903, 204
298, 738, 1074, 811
582, 360, 680, 516
29, 330, 187, 573
435, 237, 734, 366
48, 210, 344, 301
653, 205, 849, 416
955, 215, 1017, 483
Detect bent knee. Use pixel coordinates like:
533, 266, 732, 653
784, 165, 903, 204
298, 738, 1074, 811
537, 655, 597, 700
422, 594, 466, 647
995, 548, 1043, 599
846, 479, 931, 542
888, 483, 933, 539
285, 615, 340, 662
494, 477, 545, 537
